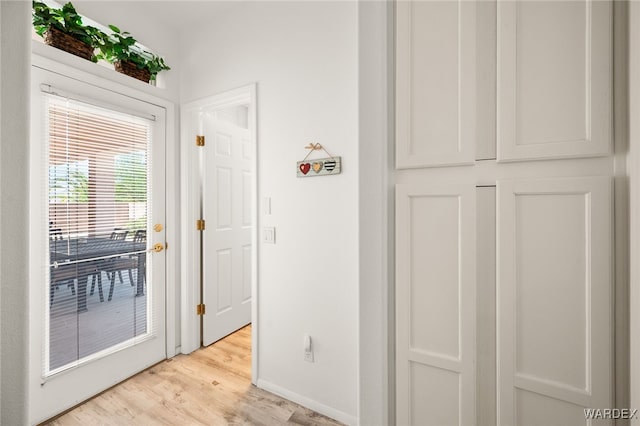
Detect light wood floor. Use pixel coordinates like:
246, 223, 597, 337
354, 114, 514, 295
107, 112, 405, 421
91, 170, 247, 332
47, 325, 344, 426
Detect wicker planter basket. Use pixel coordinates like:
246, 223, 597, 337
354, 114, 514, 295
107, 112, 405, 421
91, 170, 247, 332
114, 60, 151, 83
43, 27, 94, 61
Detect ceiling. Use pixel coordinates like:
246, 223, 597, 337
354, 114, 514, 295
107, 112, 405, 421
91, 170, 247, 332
70, 1, 244, 35
109, 1, 243, 33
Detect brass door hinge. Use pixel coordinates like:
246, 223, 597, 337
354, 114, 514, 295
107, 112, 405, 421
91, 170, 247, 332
196, 219, 206, 231
196, 304, 206, 316
196, 135, 205, 146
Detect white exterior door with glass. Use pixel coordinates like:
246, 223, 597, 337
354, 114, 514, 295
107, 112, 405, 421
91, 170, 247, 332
29, 67, 167, 423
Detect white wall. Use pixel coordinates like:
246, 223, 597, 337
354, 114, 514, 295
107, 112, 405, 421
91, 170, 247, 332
70, 1, 181, 103
0, 1, 30, 424
180, 2, 359, 423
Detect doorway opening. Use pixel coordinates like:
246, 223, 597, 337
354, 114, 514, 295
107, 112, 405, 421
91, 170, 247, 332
181, 84, 258, 383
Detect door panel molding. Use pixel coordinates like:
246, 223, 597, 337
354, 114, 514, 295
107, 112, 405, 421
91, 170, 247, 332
395, 0, 476, 168
497, 176, 613, 425
497, 0, 612, 161
396, 182, 476, 425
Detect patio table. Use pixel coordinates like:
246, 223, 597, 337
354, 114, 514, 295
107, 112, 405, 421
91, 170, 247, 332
50, 238, 147, 312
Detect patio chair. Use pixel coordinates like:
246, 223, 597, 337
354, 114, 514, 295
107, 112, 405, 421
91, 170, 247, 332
89, 228, 129, 302
49, 228, 63, 240
109, 228, 130, 284
89, 228, 130, 302
101, 229, 146, 301
110, 228, 128, 240
53, 260, 107, 306
88, 259, 108, 302
49, 232, 75, 305
50, 262, 76, 306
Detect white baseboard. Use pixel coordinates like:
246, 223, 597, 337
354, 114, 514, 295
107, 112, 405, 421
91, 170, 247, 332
256, 379, 357, 426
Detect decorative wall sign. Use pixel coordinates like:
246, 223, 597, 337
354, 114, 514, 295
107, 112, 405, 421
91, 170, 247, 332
297, 143, 342, 177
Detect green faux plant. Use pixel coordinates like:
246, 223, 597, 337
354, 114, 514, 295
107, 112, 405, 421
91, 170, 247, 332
96, 25, 170, 81
32, 1, 105, 61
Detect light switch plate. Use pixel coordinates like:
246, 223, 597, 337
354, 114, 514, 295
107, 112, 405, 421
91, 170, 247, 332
263, 227, 275, 244
263, 197, 272, 215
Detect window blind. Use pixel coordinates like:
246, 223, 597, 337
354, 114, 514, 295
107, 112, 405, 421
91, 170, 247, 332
44, 93, 156, 376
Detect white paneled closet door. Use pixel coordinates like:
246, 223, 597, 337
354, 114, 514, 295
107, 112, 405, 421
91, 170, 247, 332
395, 1, 616, 425
497, 1, 612, 161
395, 0, 477, 168
497, 177, 612, 425
396, 184, 476, 425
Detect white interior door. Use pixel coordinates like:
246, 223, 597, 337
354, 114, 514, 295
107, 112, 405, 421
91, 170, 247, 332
201, 102, 253, 346
29, 67, 167, 424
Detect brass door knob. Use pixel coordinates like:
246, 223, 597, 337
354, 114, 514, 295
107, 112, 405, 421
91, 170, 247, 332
153, 224, 163, 232
152, 243, 164, 253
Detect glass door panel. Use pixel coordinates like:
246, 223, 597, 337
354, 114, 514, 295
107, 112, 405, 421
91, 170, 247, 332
47, 96, 153, 373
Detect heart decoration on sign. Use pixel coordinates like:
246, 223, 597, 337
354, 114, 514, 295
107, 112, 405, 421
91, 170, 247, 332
312, 162, 323, 173
324, 160, 336, 172
299, 163, 311, 175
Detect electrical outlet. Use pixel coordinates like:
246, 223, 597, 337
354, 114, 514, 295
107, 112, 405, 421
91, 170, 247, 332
263, 227, 275, 244
304, 350, 314, 362
304, 334, 314, 362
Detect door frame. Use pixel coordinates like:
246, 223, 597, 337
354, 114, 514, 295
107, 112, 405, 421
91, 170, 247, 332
180, 84, 258, 384
357, 1, 393, 424
628, 1, 640, 417
28, 52, 178, 424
